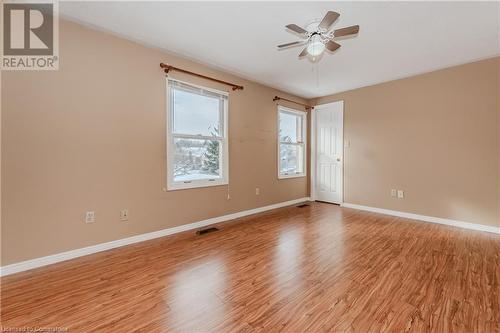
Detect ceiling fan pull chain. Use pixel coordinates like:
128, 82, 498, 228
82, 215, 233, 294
316, 62, 320, 88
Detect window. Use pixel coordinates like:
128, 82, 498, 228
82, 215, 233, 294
166, 79, 228, 190
278, 106, 307, 179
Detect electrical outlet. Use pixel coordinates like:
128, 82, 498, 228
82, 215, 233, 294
255, 187, 260, 195
120, 209, 129, 221
391, 189, 397, 197
397, 190, 404, 199
85, 211, 95, 223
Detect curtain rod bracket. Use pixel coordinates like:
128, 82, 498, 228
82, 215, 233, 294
160, 63, 243, 91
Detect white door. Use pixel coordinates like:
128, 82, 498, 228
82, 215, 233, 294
314, 101, 343, 204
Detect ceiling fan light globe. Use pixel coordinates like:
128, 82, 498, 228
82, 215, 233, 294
306, 35, 325, 56
307, 41, 325, 56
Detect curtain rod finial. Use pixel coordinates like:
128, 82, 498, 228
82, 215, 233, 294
160, 63, 172, 73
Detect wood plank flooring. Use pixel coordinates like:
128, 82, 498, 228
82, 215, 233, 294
1, 202, 499, 332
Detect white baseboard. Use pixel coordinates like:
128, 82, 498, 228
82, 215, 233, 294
341, 203, 500, 234
1, 197, 310, 277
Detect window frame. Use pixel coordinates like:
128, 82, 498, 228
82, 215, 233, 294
166, 78, 229, 191
277, 106, 307, 179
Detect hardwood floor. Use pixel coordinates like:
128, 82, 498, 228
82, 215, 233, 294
1, 202, 499, 332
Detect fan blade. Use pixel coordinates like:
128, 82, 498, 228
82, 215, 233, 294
325, 41, 341, 52
298, 47, 308, 58
278, 41, 303, 48
318, 11, 340, 30
334, 25, 360, 37
286, 24, 308, 35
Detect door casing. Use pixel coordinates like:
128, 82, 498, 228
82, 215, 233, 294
310, 101, 344, 204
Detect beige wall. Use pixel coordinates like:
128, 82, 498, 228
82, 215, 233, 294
498, 59, 500, 227
312, 57, 500, 228
1, 20, 309, 265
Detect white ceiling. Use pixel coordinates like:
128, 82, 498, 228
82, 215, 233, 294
60, 1, 500, 99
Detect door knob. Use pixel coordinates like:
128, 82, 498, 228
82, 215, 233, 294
336, 158, 341, 162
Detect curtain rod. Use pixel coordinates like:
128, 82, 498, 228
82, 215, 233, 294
160, 63, 244, 91
273, 96, 313, 110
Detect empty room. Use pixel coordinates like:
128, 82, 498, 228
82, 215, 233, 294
1, 1, 499, 332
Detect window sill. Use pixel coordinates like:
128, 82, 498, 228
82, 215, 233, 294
278, 173, 306, 180
166, 180, 228, 191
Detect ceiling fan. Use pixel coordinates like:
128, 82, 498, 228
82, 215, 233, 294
278, 11, 359, 61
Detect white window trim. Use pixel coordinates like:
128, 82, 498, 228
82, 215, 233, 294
166, 78, 229, 191
277, 106, 307, 180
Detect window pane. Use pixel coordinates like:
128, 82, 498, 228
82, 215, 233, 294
173, 138, 221, 181
279, 111, 302, 143
279, 144, 304, 175
173, 88, 222, 136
